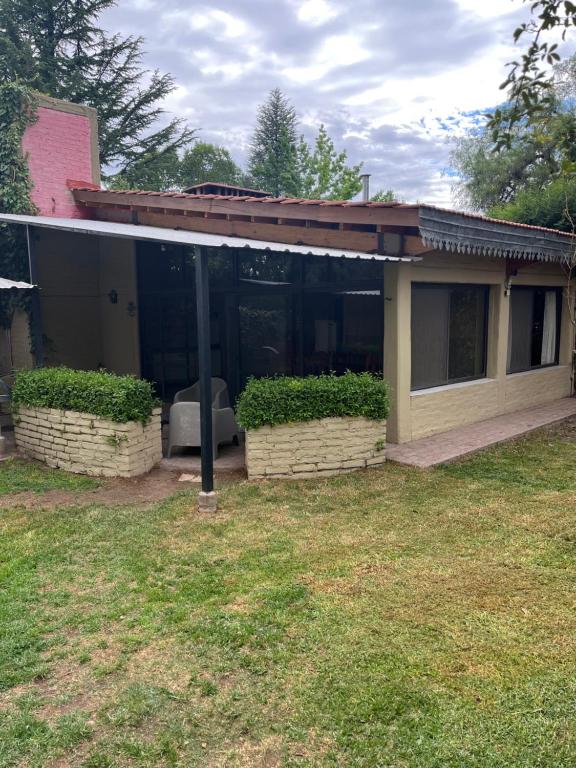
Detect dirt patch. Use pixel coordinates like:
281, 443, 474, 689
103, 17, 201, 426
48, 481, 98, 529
0, 467, 187, 510
546, 415, 576, 442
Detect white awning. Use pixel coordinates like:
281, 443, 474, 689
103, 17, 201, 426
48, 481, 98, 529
0, 213, 415, 262
0, 277, 34, 290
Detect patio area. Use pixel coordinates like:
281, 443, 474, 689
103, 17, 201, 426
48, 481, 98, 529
386, 396, 576, 468
160, 442, 246, 476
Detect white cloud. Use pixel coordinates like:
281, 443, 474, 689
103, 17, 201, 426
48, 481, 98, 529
297, 0, 339, 25
283, 34, 369, 82
454, 0, 521, 19
100, 0, 548, 206
165, 8, 250, 39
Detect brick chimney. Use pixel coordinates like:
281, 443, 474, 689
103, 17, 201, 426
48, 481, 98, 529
21, 93, 100, 218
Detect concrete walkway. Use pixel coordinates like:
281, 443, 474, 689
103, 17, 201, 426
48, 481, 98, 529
386, 397, 576, 468
160, 443, 245, 476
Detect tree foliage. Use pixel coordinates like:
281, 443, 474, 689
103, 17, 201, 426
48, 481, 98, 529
108, 147, 182, 191
179, 142, 248, 190
0, 82, 36, 327
109, 141, 250, 192
297, 125, 362, 200
489, 175, 576, 231
370, 189, 397, 203
249, 89, 362, 200
452, 114, 564, 211
453, 58, 576, 218
248, 88, 300, 196
0, 0, 194, 177
489, 0, 575, 147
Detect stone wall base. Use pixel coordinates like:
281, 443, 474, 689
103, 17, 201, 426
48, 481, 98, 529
246, 416, 387, 479
14, 406, 162, 477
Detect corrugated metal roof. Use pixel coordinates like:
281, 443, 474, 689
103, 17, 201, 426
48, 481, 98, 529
0, 277, 34, 289
0, 214, 413, 262
419, 206, 574, 263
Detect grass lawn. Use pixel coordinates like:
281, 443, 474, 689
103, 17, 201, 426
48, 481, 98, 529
1, 421, 575, 767
0, 458, 99, 495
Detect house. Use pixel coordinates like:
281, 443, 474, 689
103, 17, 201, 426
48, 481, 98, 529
1, 94, 575, 488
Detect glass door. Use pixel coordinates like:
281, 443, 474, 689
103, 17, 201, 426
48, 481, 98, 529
238, 294, 294, 388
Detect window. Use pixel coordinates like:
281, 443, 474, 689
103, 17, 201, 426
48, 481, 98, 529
507, 287, 562, 374
411, 284, 489, 391
302, 290, 383, 376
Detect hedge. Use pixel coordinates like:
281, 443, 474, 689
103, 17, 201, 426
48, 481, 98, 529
236, 372, 389, 430
12, 367, 157, 424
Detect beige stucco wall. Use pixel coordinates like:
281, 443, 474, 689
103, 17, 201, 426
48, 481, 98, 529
34, 229, 140, 376
245, 416, 387, 479
504, 366, 572, 412
410, 379, 501, 440
15, 405, 161, 477
384, 254, 575, 444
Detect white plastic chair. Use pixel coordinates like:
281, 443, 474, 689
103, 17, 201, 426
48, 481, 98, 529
167, 378, 239, 459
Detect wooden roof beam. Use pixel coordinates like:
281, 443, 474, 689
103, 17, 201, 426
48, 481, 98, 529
71, 189, 420, 228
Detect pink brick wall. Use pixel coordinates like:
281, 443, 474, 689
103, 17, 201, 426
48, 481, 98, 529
22, 106, 96, 218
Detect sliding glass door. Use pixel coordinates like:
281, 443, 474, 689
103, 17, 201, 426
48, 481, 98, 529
238, 293, 294, 384
137, 243, 385, 402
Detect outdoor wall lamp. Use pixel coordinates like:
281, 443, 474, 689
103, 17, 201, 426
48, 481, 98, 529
108, 288, 118, 304
127, 301, 137, 318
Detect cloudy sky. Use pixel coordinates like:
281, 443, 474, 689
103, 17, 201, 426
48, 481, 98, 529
102, 0, 542, 206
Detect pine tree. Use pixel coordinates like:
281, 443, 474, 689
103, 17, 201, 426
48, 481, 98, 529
0, 0, 194, 178
248, 89, 300, 197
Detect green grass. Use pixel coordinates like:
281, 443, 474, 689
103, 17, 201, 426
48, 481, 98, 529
0, 458, 99, 495
0, 421, 575, 766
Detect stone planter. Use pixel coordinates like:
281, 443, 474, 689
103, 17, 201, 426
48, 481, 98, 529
14, 406, 162, 477
245, 416, 386, 479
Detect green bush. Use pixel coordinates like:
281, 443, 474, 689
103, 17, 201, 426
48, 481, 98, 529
236, 372, 389, 430
12, 367, 157, 424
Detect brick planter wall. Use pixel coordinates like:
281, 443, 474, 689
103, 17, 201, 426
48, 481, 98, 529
245, 417, 387, 479
14, 406, 162, 477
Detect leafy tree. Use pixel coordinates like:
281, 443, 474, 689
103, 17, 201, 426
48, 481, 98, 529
371, 189, 397, 202
489, 175, 576, 231
108, 148, 182, 191
453, 59, 576, 214
248, 88, 300, 196
297, 125, 362, 200
451, 117, 562, 211
0, 83, 36, 327
489, 0, 576, 146
0, 0, 194, 177
179, 142, 248, 190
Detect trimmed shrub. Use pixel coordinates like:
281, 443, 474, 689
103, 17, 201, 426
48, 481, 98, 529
12, 367, 157, 424
236, 372, 389, 430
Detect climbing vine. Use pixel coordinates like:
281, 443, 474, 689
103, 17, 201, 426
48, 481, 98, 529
0, 82, 37, 328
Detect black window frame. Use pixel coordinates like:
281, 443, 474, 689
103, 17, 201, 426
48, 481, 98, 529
411, 282, 490, 392
136, 243, 385, 401
506, 285, 562, 375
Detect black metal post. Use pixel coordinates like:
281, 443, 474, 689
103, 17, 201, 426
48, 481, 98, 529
26, 226, 44, 368
194, 245, 215, 504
